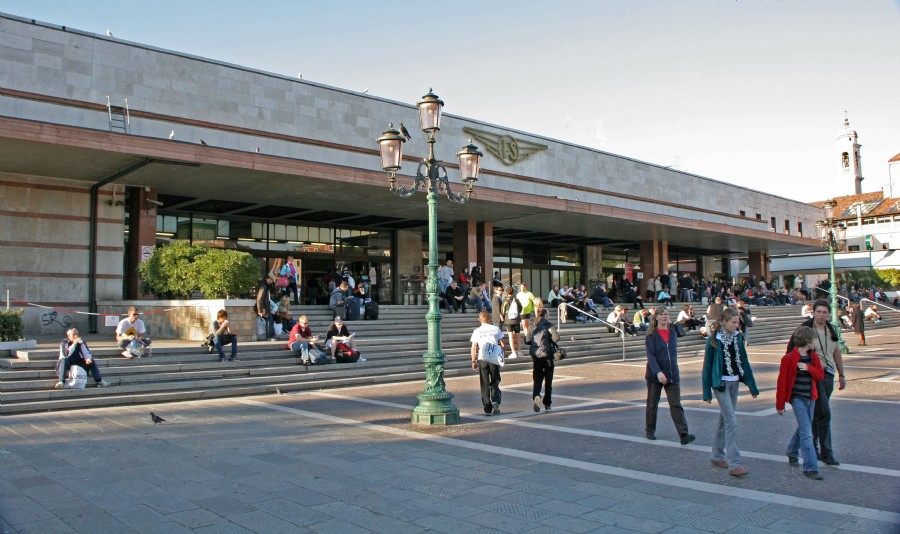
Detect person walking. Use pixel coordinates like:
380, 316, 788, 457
501, 286, 522, 358
850, 302, 866, 346
525, 308, 559, 413
279, 256, 299, 305
787, 299, 846, 466
645, 307, 695, 445
516, 283, 537, 336
470, 310, 505, 415
256, 274, 276, 341
702, 307, 759, 477
777, 326, 825, 480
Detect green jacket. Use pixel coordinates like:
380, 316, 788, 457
701, 332, 759, 402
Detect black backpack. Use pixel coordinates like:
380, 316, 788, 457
529, 322, 554, 359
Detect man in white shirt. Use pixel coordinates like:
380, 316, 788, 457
116, 306, 152, 358
470, 310, 505, 415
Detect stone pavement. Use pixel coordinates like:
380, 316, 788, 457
1, 324, 899, 533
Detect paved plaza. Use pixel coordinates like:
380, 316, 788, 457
1, 326, 899, 534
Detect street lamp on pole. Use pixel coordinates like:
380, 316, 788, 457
815, 200, 849, 354
376, 89, 483, 425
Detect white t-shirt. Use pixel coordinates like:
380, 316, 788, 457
864, 307, 878, 318
677, 310, 691, 323
116, 318, 146, 337
470, 323, 503, 360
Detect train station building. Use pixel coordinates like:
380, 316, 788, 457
0, 13, 822, 334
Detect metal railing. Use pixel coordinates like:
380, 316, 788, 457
558, 302, 627, 361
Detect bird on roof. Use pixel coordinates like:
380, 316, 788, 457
255, 146, 260, 153
168, 130, 175, 140
399, 122, 411, 140
275, 387, 283, 396
297, 72, 302, 79
363, 88, 369, 94
150, 412, 165, 424
200, 139, 207, 146
106, 30, 113, 37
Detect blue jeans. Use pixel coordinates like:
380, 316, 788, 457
787, 396, 818, 473
214, 334, 238, 361
712, 380, 742, 468
466, 296, 484, 311
290, 340, 310, 363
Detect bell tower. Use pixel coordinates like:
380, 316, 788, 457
837, 111, 863, 194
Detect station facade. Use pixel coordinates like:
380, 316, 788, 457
0, 13, 822, 334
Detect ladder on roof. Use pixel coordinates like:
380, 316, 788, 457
106, 96, 129, 133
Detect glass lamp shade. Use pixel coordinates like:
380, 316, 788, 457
823, 200, 837, 221
814, 222, 827, 241
834, 224, 847, 242
376, 124, 405, 171
457, 140, 483, 183
417, 88, 444, 133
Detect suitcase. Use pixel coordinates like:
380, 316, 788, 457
346, 297, 361, 321
364, 301, 379, 320
332, 304, 346, 321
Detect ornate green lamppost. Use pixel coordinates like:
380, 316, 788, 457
815, 199, 849, 354
376, 89, 483, 425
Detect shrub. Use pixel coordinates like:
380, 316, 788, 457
0, 309, 24, 342
138, 241, 260, 299
876, 268, 900, 289
192, 248, 260, 298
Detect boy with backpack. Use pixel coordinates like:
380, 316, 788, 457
470, 310, 505, 415
526, 308, 559, 413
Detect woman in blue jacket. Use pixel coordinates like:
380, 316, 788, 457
702, 307, 759, 477
645, 307, 695, 445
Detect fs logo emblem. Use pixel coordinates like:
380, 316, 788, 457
463, 127, 548, 166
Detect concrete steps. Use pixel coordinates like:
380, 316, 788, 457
1, 303, 890, 414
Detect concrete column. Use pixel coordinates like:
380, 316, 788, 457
586, 245, 603, 286
476, 221, 493, 283
657, 240, 669, 274
640, 240, 660, 297
747, 251, 766, 282
396, 230, 424, 304
453, 220, 478, 275
126, 187, 158, 299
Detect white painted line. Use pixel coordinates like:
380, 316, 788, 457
872, 372, 900, 383
301, 391, 900, 479
237, 397, 900, 524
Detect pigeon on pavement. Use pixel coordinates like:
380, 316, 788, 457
150, 412, 165, 424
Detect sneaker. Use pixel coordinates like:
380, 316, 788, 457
143, 348, 151, 357
680, 433, 696, 445
507, 351, 518, 359
483, 407, 493, 416
358, 357, 366, 362
96, 379, 110, 388
803, 471, 824, 480
821, 457, 840, 466
710, 459, 729, 469
121, 350, 133, 359
728, 466, 749, 477
492, 402, 500, 415
646, 433, 657, 440
54, 381, 63, 390
533, 395, 542, 413
544, 405, 551, 412
788, 456, 800, 467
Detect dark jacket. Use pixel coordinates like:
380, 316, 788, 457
256, 279, 271, 316
645, 327, 679, 384
786, 318, 838, 352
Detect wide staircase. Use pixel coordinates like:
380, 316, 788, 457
1, 304, 893, 415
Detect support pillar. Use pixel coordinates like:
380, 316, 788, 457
639, 240, 661, 298
747, 251, 768, 283
452, 220, 478, 277
396, 229, 424, 304
586, 246, 603, 286
126, 187, 158, 299
476, 221, 493, 284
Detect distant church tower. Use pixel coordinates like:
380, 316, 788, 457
837, 111, 863, 194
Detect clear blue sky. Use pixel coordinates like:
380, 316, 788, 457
2, 0, 898, 202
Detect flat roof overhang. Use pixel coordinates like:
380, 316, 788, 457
0, 116, 820, 257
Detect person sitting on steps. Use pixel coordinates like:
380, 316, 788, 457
56, 328, 110, 389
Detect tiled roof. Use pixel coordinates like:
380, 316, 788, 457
890, 152, 900, 163
809, 191, 900, 219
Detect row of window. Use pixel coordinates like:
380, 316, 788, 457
738, 210, 804, 236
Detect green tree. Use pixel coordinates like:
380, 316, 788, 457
0, 309, 24, 341
137, 241, 207, 298
192, 248, 260, 298
876, 268, 900, 289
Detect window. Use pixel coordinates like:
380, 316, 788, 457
848, 245, 860, 251
770, 216, 777, 231
739, 210, 746, 217
842, 152, 850, 169
877, 217, 890, 224
784, 220, 790, 234
798, 222, 803, 236
863, 218, 875, 225
756, 213, 762, 220
883, 243, 890, 250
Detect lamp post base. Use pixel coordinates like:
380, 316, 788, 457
410, 392, 460, 425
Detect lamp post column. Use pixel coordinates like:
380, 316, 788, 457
829, 238, 849, 354
410, 142, 460, 425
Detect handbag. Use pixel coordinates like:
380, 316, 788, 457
673, 323, 686, 338
553, 345, 567, 361
480, 342, 505, 367
276, 275, 290, 288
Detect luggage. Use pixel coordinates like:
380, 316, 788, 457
364, 301, 379, 320
332, 304, 346, 321
346, 297, 361, 321
334, 343, 361, 363
309, 346, 330, 365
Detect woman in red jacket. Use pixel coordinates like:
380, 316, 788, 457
776, 326, 825, 480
